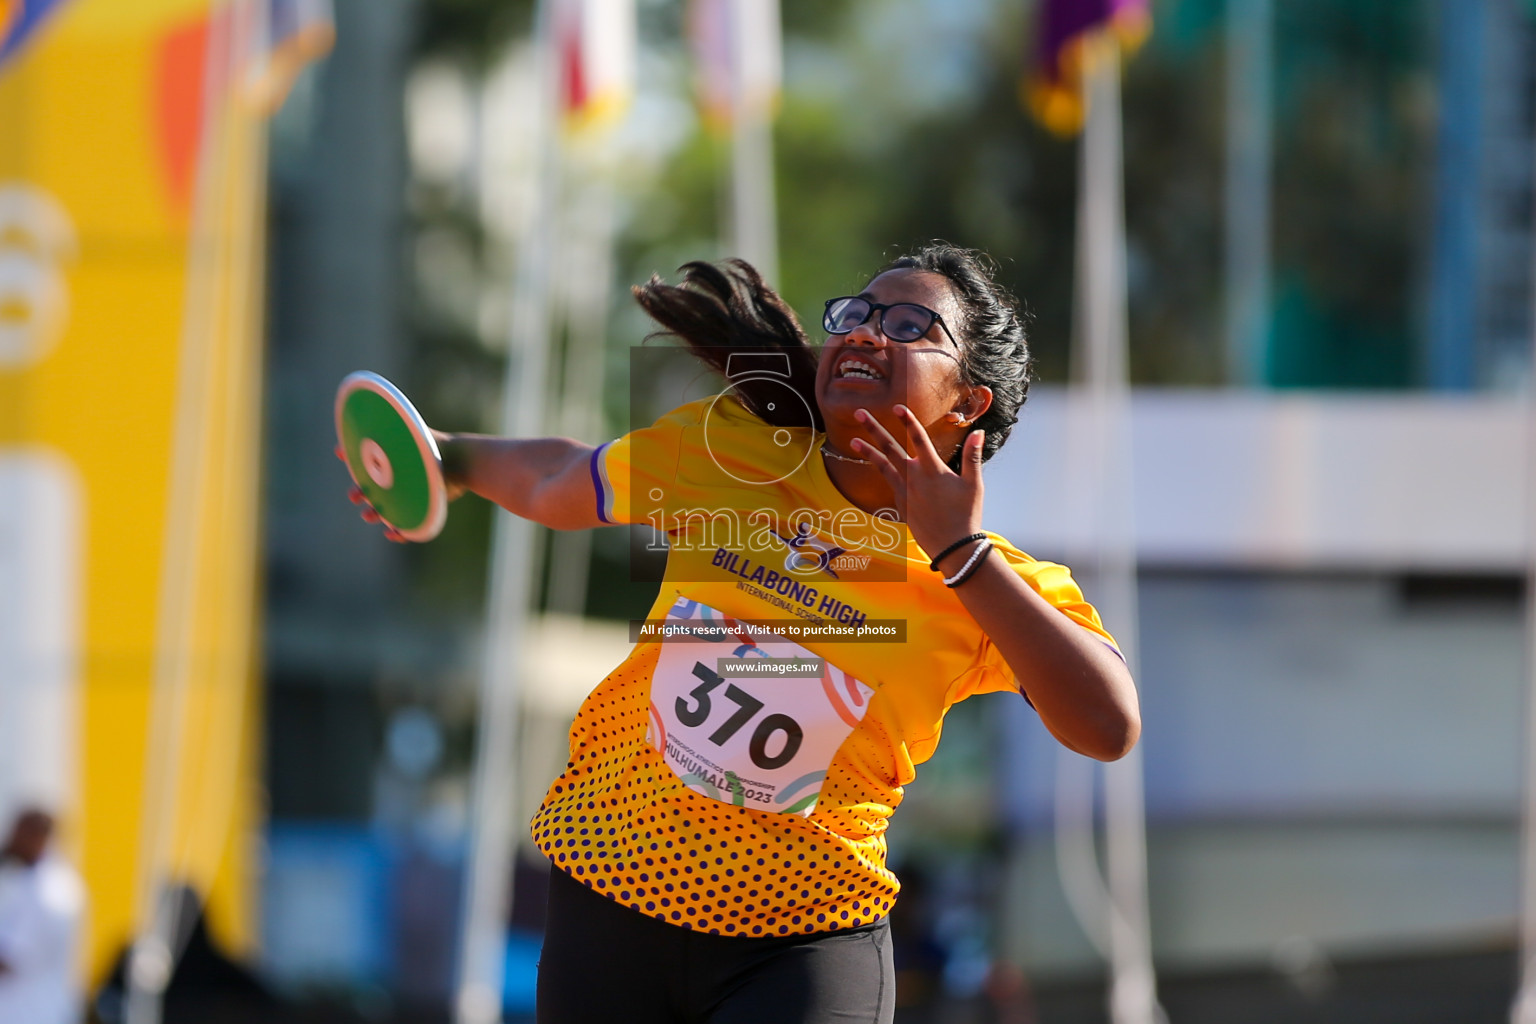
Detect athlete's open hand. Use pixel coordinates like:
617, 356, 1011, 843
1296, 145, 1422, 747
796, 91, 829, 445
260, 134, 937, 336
849, 404, 985, 560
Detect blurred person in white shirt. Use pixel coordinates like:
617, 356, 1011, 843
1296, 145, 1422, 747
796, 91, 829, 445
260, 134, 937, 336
0, 807, 85, 1024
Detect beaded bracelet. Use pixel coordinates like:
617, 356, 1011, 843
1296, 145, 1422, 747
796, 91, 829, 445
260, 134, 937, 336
927, 532, 988, 572
943, 541, 993, 588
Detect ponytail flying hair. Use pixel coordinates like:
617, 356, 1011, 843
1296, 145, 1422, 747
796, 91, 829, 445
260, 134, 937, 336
632, 259, 823, 432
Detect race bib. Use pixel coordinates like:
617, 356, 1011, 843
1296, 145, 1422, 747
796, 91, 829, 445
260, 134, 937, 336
646, 595, 875, 816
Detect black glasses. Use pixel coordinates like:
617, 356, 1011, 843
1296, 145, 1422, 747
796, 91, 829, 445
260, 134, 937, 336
822, 296, 958, 348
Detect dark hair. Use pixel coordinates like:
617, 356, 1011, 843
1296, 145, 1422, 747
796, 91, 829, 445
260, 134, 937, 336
879, 242, 1032, 466
633, 245, 1031, 466
632, 259, 823, 431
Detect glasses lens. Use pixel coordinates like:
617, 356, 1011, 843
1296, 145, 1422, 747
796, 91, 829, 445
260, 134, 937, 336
882, 304, 933, 342
824, 297, 871, 334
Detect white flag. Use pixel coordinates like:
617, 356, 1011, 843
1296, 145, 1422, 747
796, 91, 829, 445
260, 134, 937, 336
557, 0, 636, 132
688, 0, 780, 133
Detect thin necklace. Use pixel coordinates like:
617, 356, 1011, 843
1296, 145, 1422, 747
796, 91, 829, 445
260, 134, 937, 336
820, 443, 871, 465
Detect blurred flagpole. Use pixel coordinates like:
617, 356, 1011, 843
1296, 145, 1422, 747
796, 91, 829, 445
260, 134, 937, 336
1223, 0, 1271, 387
453, 2, 560, 1021
729, 0, 780, 282
690, 0, 781, 282
127, 3, 331, 1023
1077, 49, 1161, 1024
544, 173, 614, 615
453, 0, 634, 1020
546, 0, 636, 616
1026, 4, 1161, 1023
128, 9, 242, 1022
1511, 123, 1536, 1024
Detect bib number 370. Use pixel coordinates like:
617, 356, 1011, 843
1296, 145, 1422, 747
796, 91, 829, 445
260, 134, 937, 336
676, 662, 804, 770
647, 596, 875, 817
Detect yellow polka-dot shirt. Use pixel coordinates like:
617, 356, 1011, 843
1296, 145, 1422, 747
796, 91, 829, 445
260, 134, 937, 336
529, 397, 1117, 935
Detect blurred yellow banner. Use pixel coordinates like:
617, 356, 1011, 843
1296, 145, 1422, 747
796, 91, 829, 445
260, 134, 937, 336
0, 0, 267, 986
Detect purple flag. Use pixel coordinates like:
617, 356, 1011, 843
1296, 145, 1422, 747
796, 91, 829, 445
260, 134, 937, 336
1026, 0, 1150, 134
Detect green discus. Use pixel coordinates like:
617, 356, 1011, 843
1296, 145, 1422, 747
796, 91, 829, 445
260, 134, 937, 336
334, 371, 447, 542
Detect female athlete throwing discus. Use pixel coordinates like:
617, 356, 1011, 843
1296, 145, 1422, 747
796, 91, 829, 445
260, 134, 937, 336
347, 243, 1140, 1024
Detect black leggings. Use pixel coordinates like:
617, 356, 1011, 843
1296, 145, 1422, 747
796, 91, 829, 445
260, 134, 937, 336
537, 866, 894, 1024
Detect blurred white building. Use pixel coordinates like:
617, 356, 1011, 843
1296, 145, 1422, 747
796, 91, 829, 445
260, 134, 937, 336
985, 387, 1527, 978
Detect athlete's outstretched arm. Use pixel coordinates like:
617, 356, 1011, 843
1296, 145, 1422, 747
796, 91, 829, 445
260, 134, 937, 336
436, 434, 603, 531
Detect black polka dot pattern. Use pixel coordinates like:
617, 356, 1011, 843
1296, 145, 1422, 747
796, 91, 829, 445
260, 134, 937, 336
530, 644, 900, 936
